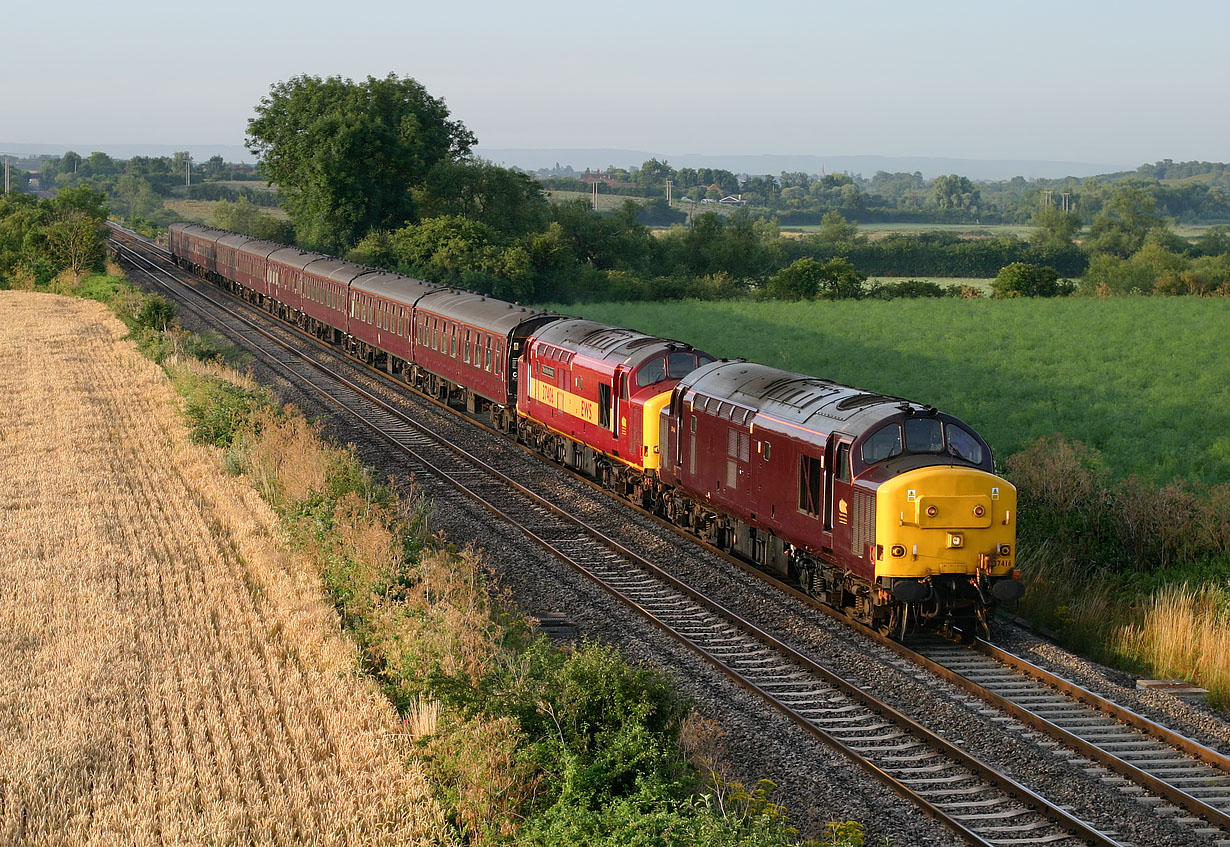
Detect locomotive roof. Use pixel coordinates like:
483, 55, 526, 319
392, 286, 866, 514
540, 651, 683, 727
680, 360, 927, 437
349, 270, 439, 303
531, 319, 696, 367
416, 289, 559, 335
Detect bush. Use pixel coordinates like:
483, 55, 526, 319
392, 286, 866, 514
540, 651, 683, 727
766, 257, 866, 300
990, 262, 1074, 298
1007, 435, 1230, 571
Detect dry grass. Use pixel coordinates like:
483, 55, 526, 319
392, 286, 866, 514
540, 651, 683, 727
0, 292, 450, 846
1117, 585, 1230, 705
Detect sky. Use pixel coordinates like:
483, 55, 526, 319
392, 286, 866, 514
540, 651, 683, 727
3, 0, 1227, 168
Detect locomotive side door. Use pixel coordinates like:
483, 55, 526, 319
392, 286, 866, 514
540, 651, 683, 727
825, 434, 855, 558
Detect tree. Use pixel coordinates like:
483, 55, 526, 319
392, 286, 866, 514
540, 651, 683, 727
990, 262, 1073, 298
635, 158, 674, 191
45, 208, 106, 278
815, 210, 859, 244
1085, 187, 1166, 257
931, 174, 980, 211
203, 155, 228, 181
766, 257, 866, 300
416, 159, 549, 235
246, 73, 476, 252
1030, 205, 1082, 251
779, 171, 810, 190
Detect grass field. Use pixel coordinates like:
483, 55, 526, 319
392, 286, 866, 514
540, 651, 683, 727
781, 222, 1037, 239
544, 189, 653, 212
0, 292, 444, 845
869, 275, 996, 291
164, 198, 290, 224
558, 297, 1230, 484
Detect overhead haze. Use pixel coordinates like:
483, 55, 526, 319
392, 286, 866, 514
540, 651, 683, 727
3, 0, 1226, 174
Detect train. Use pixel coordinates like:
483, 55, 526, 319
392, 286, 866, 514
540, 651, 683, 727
167, 222, 1023, 639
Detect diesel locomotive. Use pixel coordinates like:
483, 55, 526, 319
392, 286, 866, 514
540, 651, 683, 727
168, 222, 1023, 638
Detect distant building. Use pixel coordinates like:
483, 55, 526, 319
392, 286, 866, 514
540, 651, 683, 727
579, 172, 621, 186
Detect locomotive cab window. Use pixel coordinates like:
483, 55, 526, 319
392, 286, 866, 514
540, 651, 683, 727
905, 417, 944, 453
861, 424, 903, 464
667, 351, 698, 379
945, 423, 983, 464
636, 357, 667, 388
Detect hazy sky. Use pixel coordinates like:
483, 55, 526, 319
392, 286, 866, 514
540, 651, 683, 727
4, 0, 1227, 166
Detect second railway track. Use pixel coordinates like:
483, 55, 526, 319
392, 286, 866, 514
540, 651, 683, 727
110, 226, 1229, 846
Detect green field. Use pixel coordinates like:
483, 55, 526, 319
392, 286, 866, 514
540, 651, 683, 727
782, 222, 1036, 239
164, 199, 290, 224
545, 189, 653, 212
556, 298, 1230, 484
869, 276, 996, 291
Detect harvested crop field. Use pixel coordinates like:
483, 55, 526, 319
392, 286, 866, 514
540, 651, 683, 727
0, 292, 443, 846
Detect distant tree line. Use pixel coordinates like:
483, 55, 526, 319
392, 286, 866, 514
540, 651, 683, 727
231, 74, 1230, 304
609, 158, 1230, 226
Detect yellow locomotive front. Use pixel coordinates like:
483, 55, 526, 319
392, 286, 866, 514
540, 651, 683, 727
853, 412, 1022, 638
874, 467, 1020, 637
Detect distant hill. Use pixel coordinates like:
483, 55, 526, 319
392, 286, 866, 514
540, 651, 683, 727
474, 147, 1128, 182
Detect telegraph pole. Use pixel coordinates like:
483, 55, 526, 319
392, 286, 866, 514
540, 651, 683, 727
665, 179, 672, 206
186, 153, 191, 189
3, 155, 9, 194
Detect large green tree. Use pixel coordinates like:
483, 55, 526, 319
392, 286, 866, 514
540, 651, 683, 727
246, 73, 476, 252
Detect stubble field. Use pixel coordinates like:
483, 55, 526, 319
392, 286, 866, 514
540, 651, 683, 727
0, 292, 445, 846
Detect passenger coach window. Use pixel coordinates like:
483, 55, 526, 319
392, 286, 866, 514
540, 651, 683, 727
945, 424, 984, 464
905, 418, 944, 453
861, 424, 902, 464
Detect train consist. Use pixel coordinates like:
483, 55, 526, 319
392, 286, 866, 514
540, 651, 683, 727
168, 222, 1023, 637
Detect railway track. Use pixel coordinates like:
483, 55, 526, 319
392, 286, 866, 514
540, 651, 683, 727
108, 225, 1215, 845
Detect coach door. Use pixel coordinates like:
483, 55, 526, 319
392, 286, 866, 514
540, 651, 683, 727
825, 434, 854, 556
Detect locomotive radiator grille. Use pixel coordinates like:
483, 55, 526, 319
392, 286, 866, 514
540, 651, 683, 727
851, 489, 875, 555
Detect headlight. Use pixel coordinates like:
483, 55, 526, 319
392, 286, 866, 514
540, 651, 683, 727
926, 505, 939, 517
890, 544, 906, 558
999, 543, 1012, 557
973, 504, 985, 517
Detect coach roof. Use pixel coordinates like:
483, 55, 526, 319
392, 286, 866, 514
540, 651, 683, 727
416, 289, 557, 336
349, 270, 439, 305
267, 247, 331, 272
